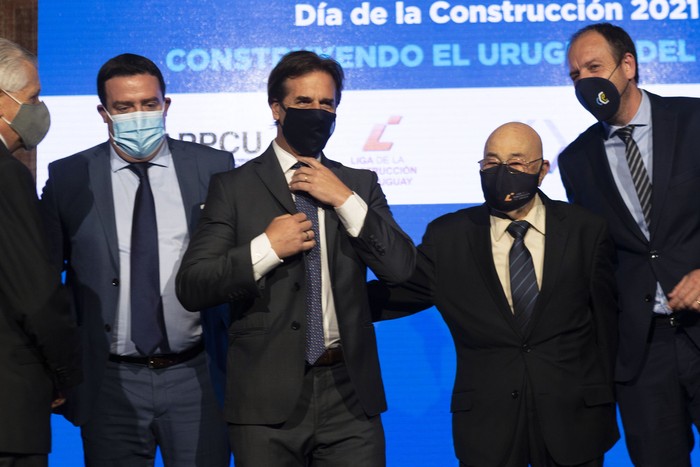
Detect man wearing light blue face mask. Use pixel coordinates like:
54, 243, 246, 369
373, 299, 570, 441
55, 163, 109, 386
40, 53, 233, 467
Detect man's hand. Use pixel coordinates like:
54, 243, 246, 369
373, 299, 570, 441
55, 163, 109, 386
51, 393, 66, 410
668, 269, 700, 311
265, 213, 315, 259
290, 156, 353, 208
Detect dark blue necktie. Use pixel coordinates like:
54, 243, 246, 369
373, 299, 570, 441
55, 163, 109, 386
507, 221, 539, 333
292, 162, 325, 364
128, 163, 166, 355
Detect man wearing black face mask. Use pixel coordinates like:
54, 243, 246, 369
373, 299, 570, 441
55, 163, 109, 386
560, 23, 700, 466
369, 122, 619, 467
176, 50, 416, 465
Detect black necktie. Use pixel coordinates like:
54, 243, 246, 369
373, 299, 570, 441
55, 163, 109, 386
291, 163, 325, 364
507, 221, 539, 333
128, 163, 166, 355
615, 125, 652, 228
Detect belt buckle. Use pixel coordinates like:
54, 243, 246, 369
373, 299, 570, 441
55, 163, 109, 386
147, 357, 171, 369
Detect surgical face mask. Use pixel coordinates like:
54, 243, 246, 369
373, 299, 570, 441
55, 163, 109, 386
1, 89, 51, 150
480, 164, 541, 213
280, 105, 336, 156
107, 109, 165, 159
574, 63, 627, 122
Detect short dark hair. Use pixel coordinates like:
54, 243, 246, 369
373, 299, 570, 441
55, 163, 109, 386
97, 53, 166, 106
267, 50, 344, 106
569, 23, 639, 83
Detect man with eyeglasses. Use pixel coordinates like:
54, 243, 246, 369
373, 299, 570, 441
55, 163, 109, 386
560, 22, 700, 466
370, 122, 619, 466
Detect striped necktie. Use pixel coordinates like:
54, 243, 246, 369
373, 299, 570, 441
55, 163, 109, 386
507, 220, 539, 333
615, 125, 652, 227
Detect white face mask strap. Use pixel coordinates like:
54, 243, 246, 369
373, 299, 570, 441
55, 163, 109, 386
1, 88, 23, 106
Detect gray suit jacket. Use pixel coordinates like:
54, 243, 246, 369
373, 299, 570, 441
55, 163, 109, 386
176, 144, 416, 424
40, 137, 233, 425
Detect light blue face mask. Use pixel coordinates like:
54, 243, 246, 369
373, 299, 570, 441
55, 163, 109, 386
107, 109, 165, 159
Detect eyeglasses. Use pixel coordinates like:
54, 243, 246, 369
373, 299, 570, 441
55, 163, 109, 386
478, 157, 544, 174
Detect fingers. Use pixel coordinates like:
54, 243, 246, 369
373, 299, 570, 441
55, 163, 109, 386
667, 269, 700, 311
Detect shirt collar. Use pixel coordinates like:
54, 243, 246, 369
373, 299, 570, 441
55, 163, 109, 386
272, 139, 321, 173
603, 89, 651, 139
110, 138, 171, 173
491, 194, 546, 242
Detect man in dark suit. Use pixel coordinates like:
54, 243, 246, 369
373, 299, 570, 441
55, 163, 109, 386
0, 37, 81, 467
560, 22, 700, 466
371, 122, 619, 466
40, 53, 232, 466
176, 50, 416, 466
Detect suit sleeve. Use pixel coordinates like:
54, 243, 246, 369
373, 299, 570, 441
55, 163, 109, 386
0, 156, 81, 391
589, 221, 619, 382
176, 173, 259, 311
369, 221, 437, 321
349, 170, 416, 284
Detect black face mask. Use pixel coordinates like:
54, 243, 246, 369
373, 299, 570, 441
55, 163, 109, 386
574, 77, 621, 122
280, 105, 336, 156
480, 165, 540, 213
573, 62, 630, 122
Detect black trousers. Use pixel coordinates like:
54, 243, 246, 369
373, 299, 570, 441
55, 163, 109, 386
0, 454, 47, 467
229, 362, 385, 467
617, 315, 700, 467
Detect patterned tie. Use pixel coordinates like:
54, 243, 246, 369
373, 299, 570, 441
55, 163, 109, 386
615, 125, 652, 228
507, 221, 539, 333
292, 162, 325, 364
128, 163, 166, 355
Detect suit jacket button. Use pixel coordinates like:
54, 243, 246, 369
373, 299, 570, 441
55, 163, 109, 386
291, 321, 301, 330
511, 390, 519, 399
104, 324, 112, 332
650, 250, 659, 259
293, 282, 301, 291
644, 295, 653, 303
111, 278, 119, 286
522, 344, 531, 353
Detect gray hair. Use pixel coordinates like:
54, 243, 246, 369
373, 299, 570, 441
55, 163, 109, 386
0, 38, 37, 92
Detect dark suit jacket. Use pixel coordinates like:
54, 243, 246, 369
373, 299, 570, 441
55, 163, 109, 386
40, 137, 233, 425
176, 144, 416, 424
0, 143, 80, 454
559, 92, 700, 383
370, 194, 619, 466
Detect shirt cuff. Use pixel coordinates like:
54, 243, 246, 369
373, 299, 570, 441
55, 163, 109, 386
250, 233, 283, 281
335, 192, 368, 237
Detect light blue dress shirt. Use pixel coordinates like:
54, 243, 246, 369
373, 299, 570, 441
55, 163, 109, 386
110, 141, 202, 355
603, 90, 672, 315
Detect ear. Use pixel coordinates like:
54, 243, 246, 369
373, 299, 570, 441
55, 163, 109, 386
97, 104, 110, 124
163, 97, 171, 117
621, 52, 637, 81
538, 160, 551, 186
271, 101, 282, 123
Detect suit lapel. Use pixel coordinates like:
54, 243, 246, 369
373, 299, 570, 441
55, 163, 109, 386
586, 125, 648, 244
323, 155, 341, 274
648, 93, 675, 240
254, 146, 296, 214
88, 143, 120, 268
525, 195, 568, 336
169, 139, 201, 233
466, 206, 518, 330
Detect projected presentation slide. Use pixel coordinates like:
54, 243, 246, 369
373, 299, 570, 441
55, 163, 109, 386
37, 1, 699, 466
